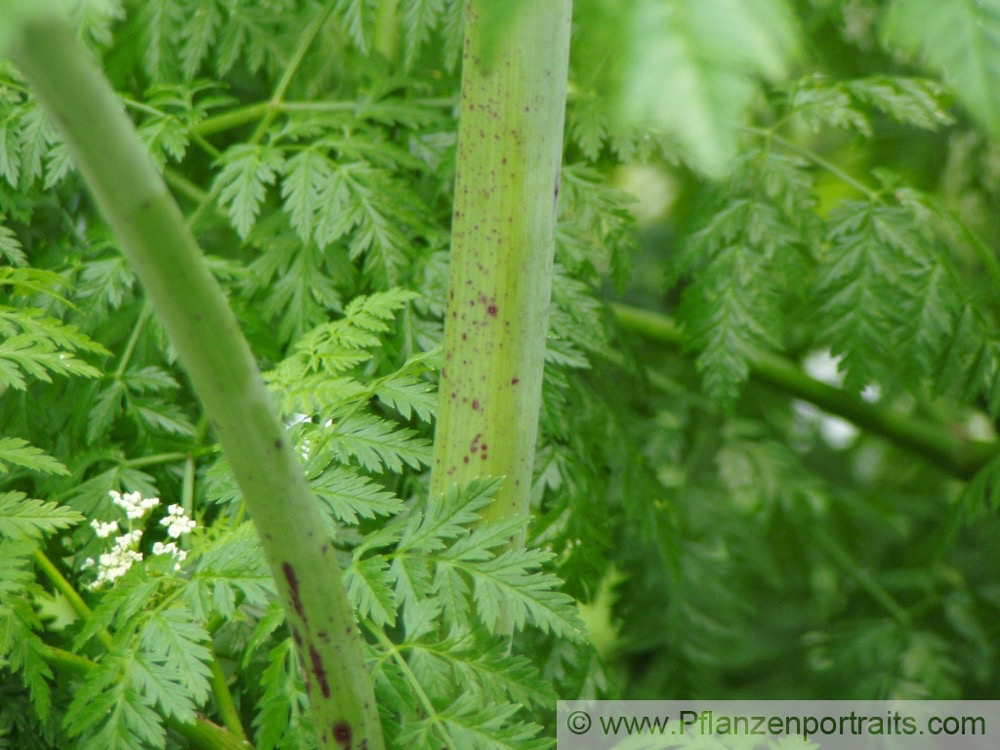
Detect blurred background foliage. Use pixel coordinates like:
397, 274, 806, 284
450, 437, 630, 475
570, 0, 1000, 701
2, 1, 1000, 745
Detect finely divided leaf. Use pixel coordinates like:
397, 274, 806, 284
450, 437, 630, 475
450, 547, 586, 639
318, 412, 432, 472
0, 438, 69, 476
373, 373, 437, 422
310, 465, 404, 525
0, 221, 25, 266
139, 607, 213, 711
0, 492, 82, 539
346, 554, 397, 626
214, 143, 284, 238
398, 477, 502, 553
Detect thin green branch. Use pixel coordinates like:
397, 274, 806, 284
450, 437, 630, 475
249, 4, 335, 144
194, 97, 456, 137
120, 95, 221, 159
31, 548, 112, 650
164, 166, 212, 205
170, 717, 254, 750
187, 5, 333, 231
114, 303, 150, 378
36, 642, 97, 675
364, 618, 458, 750
611, 303, 999, 479
809, 525, 911, 626
206, 640, 247, 742
745, 125, 880, 200
194, 102, 271, 137
124, 448, 215, 468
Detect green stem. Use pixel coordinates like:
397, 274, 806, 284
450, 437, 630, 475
611, 303, 999, 479
124, 448, 214, 468
187, 6, 332, 232
373, 0, 400, 62
114, 303, 150, 378
364, 618, 458, 750
207, 641, 247, 742
3, 10, 382, 750
120, 95, 220, 158
31, 549, 113, 650
36, 642, 98, 674
745, 125, 881, 200
194, 102, 271, 137
193, 98, 456, 137
809, 525, 911, 626
249, 5, 334, 145
164, 166, 213, 205
429, 0, 573, 578
171, 717, 254, 750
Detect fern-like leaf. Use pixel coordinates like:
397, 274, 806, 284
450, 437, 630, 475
0, 492, 82, 539
214, 143, 284, 238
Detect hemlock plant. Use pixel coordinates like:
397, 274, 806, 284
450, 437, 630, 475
1, 1, 1000, 749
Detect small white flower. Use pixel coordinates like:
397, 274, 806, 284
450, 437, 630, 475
160, 504, 197, 538
152, 539, 187, 572
153, 540, 178, 556
90, 519, 119, 538
110, 489, 161, 519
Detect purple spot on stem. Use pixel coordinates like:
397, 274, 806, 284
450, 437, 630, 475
332, 722, 353, 748
282, 562, 305, 620
310, 645, 330, 698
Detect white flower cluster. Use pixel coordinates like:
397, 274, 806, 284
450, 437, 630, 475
160, 504, 197, 538
82, 491, 198, 588
111, 489, 161, 519
82, 528, 144, 588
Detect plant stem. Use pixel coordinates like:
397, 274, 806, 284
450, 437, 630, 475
114, 303, 149, 378
193, 98, 455, 137
124, 448, 215, 468
611, 302, 999, 479
36, 642, 97, 674
809, 525, 911, 626
745, 125, 881, 200
3, 10, 383, 750
206, 641, 247, 742
249, 5, 334, 145
373, 0, 400, 62
363, 618, 458, 750
429, 0, 573, 575
31, 548, 113, 650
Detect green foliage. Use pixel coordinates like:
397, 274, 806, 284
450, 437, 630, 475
3, 1, 1000, 749
574, 0, 798, 174
884, 0, 1000, 136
